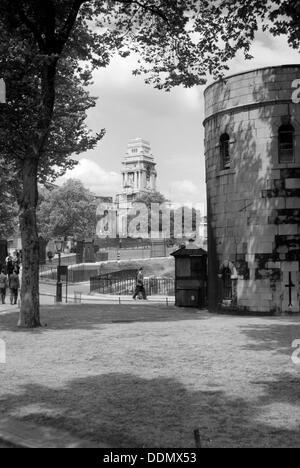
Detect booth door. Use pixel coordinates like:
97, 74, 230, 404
176, 289, 200, 308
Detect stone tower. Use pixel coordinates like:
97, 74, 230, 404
204, 65, 300, 315
121, 138, 157, 197
115, 138, 157, 237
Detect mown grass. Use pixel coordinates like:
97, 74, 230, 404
0, 304, 300, 448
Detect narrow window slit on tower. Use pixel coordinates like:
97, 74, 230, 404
220, 133, 230, 169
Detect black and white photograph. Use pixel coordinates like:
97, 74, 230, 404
0, 0, 300, 453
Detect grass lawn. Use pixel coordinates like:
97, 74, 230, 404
0, 304, 300, 448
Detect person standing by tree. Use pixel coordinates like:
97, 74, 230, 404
0, 269, 8, 304
9, 269, 20, 305
5, 255, 14, 278
12, 250, 20, 274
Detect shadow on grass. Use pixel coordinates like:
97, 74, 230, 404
0, 372, 300, 448
0, 304, 212, 333
239, 318, 300, 356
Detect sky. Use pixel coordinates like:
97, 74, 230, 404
57, 28, 300, 207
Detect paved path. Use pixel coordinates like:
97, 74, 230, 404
0, 418, 111, 448
0, 304, 18, 315
39, 281, 175, 306
0, 281, 174, 312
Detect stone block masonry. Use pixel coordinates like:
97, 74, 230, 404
204, 65, 300, 315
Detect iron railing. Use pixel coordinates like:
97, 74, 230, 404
90, 274, 175, 296
39, 264, 99, 283
44, 254, 77, 267
90, 269, 138, 293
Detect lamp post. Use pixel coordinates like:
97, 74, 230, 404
55, 238, 63, 303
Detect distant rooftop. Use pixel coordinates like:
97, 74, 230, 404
124, 137, 154, 161
171, 247, 207, 257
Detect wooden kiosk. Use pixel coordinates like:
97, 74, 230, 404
171, 246, 207, 308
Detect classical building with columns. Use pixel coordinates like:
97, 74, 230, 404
116, 138, 157, 210
204, 65, 300, 315
97, 138, 158, 238
112, 138, 157, 237
96, 137, 207, 243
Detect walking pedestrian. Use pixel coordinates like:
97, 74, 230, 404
12, 251, 20, 274
9, 270, 20, 305
133, 267, 147, 300
0, 269, 8, 304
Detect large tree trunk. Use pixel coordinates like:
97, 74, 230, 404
13, 4, 84, 328
17, 59, 58, 329
18, 157, 40, 328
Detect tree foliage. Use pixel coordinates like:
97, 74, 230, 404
37, 179, 97, 240
0, 5, 105, 193
0, 160, 19, 239
193, 1, 300, 65
134, 191, 168, 208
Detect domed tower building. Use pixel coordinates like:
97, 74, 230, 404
116, 138, 157, 210
204, 65, 300, 315
115, 138, 158, 237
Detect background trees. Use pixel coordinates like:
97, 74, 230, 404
37, 179, 97, 240
131, 191, 168, 237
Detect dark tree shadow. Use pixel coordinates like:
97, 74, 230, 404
239, 317, 300, 355
0, 372, 300, 448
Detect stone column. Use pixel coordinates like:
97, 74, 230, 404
136, 171, 139, 189
151, 172, 156, 190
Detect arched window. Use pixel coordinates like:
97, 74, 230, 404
218, 261, 238, 304
278, 124, 294, 163
220, 133, 230, 169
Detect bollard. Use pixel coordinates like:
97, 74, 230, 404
119, 296, 121, 305
74, 292, 82, 304
194, 428, 202, 448
56, 281, 63, 303
74, 291, 82, 304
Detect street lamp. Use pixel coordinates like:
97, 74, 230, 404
55, 238, 63, 303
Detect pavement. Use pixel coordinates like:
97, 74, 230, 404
0, 281, 175, 312
39, 280, 175, 306
0, 303, 19, 315
0, 418, 111, 448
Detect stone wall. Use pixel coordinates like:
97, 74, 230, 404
204, 65, 300, 314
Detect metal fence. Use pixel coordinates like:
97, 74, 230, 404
44, 254, 77, 267
144, 278, 175, 296
39, 264, 99, 283
39, 265, 57, 281
90, 269, 138, 293
90, 273, 174, 296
